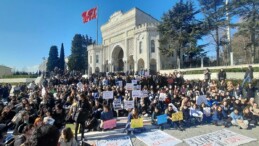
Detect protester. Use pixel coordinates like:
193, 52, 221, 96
218, 68, 226, 81
242, 65, 253, 87
58, 127, 78, 146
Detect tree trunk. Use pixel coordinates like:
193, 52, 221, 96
216, 27, 220, 66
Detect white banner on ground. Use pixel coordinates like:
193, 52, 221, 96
184, 129, 256, 146
136, 130, 182, 146
132, 90, 143, 98
97, 136, 133, 146
103, 91, 113, 99
196, 95, 208, 105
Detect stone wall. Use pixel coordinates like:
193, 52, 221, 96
0, 78, 36, 83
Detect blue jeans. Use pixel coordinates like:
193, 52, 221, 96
242, 76, 252, 87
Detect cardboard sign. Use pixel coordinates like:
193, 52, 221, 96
184, 129, 256, 146
172, 111, 183, 121
124, 100, 134, 109
196, 95, 208, 105
157, 114, 167, 125
125, 83, 133, 90
132, 80, 138, 85
97, 136, 133, 146
136, 130, 182, 146
131, 118, 143, 128
113, 99, 122, 110
103, 91, 114, 99
103, 119, 117, 130
132, 90, 143, 98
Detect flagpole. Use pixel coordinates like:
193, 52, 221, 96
96, 6, 98, 45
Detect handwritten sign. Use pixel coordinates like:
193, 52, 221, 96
125, 83, 133, 90
142, 90, 149, 97
172, 112, 183, 121
131, 118, 143, 128
118, 81, 123, 87
136, 130, 182, 146
132, 80, 138, 85
196, 95, 208, 105
97, 136, 133, 146
157, 114, 167, 125
113, 99, 121, 110
132, 90, 143, 98
203, 107, 211, 116
184, 129, 256, 146
103, 119, 117, 130
103, 91, 114, 99
124, 100, 134, 109
159, 93, 167, 101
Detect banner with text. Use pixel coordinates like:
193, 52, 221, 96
136, 130, 182, 146
97, 136, 133, 146
184, 129, 256, 146
124, 100, 134, 109
103, 91, 113, 99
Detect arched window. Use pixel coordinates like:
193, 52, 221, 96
139, 41, 142, 54
151, 40, 155, 53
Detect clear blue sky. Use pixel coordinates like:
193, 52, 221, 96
0, 0, 219, 72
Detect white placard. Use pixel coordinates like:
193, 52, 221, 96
196, 95, 208, 105
184, 129, 256, 146
124, 100, 134, 109
125, 83, 133, 90
103, 91, 114, 99
132, 90, 143, 98
132, 80, 138, 85
136, 130, 182, 146
113, 99, 121, 110
142, 90, 149, 97
97, 136, 133, 146
118, 81, 123, 87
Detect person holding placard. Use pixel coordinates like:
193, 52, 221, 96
190, 104, 203, 124
124, 108, 144, 134
165, 103, 184, 131
151, 107, 164, 129
99, 105, 114, 131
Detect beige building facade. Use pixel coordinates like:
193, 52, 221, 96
88, 8, 176, 74
0, 65, 12, 78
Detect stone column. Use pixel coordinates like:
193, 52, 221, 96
92, 50, 96, 74
145, 32, 150, 70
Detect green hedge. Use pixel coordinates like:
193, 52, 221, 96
1, 75, 38, 79
183, 67, 259, 74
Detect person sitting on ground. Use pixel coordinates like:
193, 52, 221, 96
165, 103, 183, 131
58, 127, 78, 146
151, 106, 163, 129
229, 108, 248, 129
243, 106, 257, 128
124, 107, 144, 134
189, 104, 203, 123
212, 106, 228, 127
24, 124, 60, 146
99, 105, 114, 130
13, 124, 34, 146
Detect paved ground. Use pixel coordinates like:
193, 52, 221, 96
83, 118, 259, 146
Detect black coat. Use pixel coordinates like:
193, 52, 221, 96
73, 100, 91, 123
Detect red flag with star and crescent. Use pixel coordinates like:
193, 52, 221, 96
82, 7, 97, 23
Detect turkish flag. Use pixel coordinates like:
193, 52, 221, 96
82, 7, 97, 23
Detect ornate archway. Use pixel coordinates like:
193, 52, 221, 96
112, 46, 124, 72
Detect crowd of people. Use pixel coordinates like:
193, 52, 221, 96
0, 65, 258, 146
